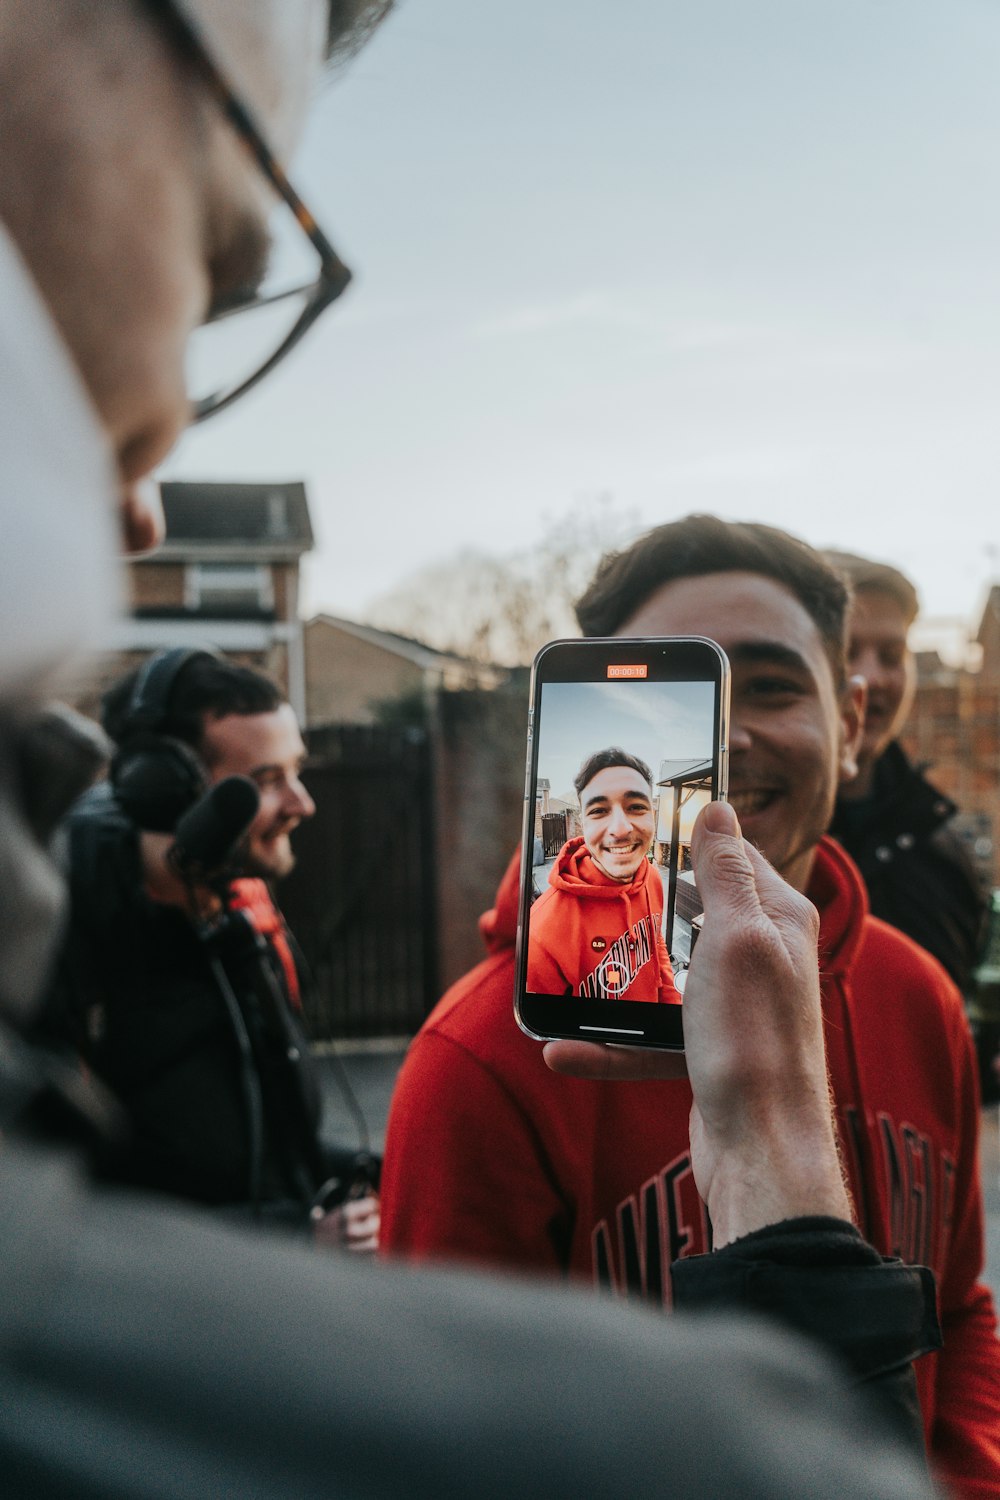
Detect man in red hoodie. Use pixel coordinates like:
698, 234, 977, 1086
381, 514, 1000, 1500
528, 748, 680, 1003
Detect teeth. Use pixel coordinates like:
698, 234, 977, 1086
729, 789, 775, 815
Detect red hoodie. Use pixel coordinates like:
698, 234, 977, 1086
228, 879, 301, 1009
528, 838, 680, 1003
382, 837, 1000, 1500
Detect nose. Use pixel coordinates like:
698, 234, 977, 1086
853, 646, 886, 692
607, 803, 631, 836
120, 480, 166, 554
284, 775, 315, 821
728, 715, 753, 754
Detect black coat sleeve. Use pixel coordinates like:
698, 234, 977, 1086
671, 1215, 941, 1455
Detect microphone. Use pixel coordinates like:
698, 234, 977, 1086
169, 775, 260, 881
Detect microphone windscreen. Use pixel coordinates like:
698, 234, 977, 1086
171, 775, 260, 877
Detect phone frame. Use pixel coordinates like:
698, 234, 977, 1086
514, 636, 731, 1051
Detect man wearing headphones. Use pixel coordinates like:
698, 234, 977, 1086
44, 648, 378, 1250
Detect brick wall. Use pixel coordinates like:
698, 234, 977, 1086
272, 564, 292, 619
431, 683, 528, 989
304, 622, 426, 726
903, 671, 1000, 886
129, 563, 185, 609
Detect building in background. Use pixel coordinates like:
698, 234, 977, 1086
903, 588, 1000, 892
72, 480, 314, 719
304, 615, 503, 727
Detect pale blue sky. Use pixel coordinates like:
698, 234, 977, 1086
537, 679, 717, 804
166, 0, 1000, 643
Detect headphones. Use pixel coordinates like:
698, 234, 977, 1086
110, 647, 220, 833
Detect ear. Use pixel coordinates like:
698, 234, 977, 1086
838, 674, 866, 787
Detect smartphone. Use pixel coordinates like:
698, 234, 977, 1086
514, 637, 730, 1050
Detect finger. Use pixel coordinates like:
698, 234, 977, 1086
688, 801, 762, 925
120, 479, 165, 555
691, 803, 817, 953
345, 1228, 380, 1251
738, 837, 820, 948
344, 1210, 381, 1239
543, 1039, 688, 1082
345, 1234, 380, 1254
693, 797, 742, 843
342, 1195, 379, 1220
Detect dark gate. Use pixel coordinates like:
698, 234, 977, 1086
279, 724, 437, 1040
542, 812, 568, 858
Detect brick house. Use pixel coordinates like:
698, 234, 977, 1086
304, 614, 504, 727
901, 592, 1000, 888
73, 480, 314, 719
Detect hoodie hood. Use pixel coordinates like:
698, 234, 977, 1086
479, 850, 522, 955
807, 836, 887, 1252
808, 836, 868, 980
548, 836, 657, 901
479, 839, 660, 957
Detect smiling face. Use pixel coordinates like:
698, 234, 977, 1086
618, 572, 862, 893
579, 765, 656, 882
200, 703, 315, 880
845, 588, 916, 774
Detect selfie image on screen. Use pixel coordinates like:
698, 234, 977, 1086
527, 679, 717, 1003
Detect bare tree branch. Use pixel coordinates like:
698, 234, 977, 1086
366, 496, 639, 666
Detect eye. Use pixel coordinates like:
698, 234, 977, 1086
744, 675, 806, 700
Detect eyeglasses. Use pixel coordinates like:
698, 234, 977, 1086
143, 0, 353, 422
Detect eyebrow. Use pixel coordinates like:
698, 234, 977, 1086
250, 751, 308, 778
583, 788, 653, 810
727, 641, 815, 676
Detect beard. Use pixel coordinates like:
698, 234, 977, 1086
232, 827, 297, 882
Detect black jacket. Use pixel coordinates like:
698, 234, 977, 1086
39, 784, 326, 1220
830, 740, 986, 995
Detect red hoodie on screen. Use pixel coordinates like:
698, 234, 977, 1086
527, 837, 681, 1003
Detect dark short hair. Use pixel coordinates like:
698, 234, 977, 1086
823, 549, 919, 628
574, 748, 653, 802
325, 0, 395, 64
576, 514, 850, 683
102, 653, 285, 763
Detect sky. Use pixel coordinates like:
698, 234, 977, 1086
165, 0, 1000, 653
537, 679, 717, 805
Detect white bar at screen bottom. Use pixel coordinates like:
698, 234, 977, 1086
580, 1025, 645, 1035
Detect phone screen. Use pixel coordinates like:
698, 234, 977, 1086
514, 636, 730, 1050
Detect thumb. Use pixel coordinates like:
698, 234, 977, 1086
689, 801, 761, 924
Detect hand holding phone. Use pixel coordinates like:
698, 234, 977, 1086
514, 636, 730, 1051
544, 799, 852, 1245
